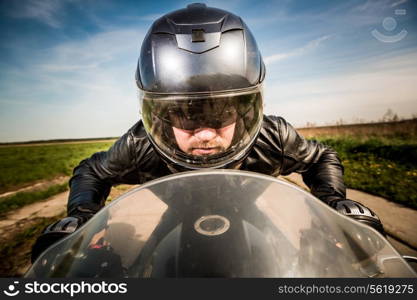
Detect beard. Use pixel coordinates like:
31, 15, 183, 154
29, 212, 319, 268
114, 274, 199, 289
188, 140, 228, 156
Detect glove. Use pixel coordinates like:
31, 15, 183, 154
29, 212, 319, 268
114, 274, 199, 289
31, 207, 95, 263
330, 199, 385, 235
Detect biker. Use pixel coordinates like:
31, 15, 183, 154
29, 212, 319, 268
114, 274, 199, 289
31, 3, 384, 262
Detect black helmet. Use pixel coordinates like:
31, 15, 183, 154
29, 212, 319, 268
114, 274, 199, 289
137, 3, 266, 170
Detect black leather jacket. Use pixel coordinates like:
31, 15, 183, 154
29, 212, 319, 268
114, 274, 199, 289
68, 115, 346, 215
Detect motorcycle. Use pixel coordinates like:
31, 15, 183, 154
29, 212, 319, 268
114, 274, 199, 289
26, 170, 417, 277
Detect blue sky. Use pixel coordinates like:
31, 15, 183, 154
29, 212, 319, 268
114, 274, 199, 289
0, 0, 416, 142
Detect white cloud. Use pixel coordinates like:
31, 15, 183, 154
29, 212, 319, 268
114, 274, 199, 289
352, 0, 392, 12
249, 0, 385, 33
351, 0, 408, 14
264, 50, 417, 126
138, 13, 164, 21
391, 0, 408, 8
39, 28, 142, 74
0, 27, 146, 142
264, 35, 332, 65
8, 0, 64, 28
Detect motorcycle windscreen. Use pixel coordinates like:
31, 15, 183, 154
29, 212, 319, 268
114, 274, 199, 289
26, 170, 416, 278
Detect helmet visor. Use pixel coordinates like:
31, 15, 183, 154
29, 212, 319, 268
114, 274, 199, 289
165, 98, 239, 131
141, 86, 263, 169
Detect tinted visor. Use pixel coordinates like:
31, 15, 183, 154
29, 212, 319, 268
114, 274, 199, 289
167, 99, 238, 130
140, 87, 263, 169
147, 93, 257, 131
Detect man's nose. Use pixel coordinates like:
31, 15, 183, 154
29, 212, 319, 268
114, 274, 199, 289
193, 128, 217, 141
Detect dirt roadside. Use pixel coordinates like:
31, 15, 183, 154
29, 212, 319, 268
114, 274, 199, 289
0, 176, 69, 199
281, 173, 417, 257
0, 185, 136, 276
0, 192, 69, 276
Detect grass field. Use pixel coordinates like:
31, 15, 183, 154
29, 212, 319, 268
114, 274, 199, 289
0, 213, 65, 277
0, 141, 115, 194
1, 119, 416, 211
298, 119, 417, 209
0, 183, 69, 215
317, 137, 417, 209
0, 122, 416, 277
0, 184, 134, 277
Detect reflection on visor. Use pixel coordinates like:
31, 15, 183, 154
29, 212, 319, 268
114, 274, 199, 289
167, 102, 238, 130
149, 94, 258, 131
140, 88, 263, 168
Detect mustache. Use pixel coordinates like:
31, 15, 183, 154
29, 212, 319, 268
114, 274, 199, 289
190, 141, 224, 149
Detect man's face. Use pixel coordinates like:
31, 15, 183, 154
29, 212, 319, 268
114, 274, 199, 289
172, 123, 236, 156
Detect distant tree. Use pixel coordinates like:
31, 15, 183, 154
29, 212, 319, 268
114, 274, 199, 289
353, 117, 365, 124
381, 108, 399, 122
335, 118, 344, 126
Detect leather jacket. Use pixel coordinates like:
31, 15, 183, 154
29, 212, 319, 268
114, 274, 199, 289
68, 115, 346, 215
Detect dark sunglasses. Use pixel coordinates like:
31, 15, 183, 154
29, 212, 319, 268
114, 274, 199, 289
148, 92, 259, 131
167, 105, 238, 130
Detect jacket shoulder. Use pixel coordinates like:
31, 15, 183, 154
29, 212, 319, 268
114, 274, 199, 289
241, 115, 285, 175
124, 120, 161, 167
126, 121, 170, 180
262, 115, 291, 135
255, 114, 287, 150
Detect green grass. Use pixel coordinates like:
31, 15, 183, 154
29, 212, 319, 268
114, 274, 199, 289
0, 141, 114, 193
0, 214, 65, 277
0, 183, 69, 215
314, 137, 417, 209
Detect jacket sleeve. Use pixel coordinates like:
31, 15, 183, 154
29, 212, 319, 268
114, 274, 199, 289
274, 116, 346, 204
67, 124, 143, 216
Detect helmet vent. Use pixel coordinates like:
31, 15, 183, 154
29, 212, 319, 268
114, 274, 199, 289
192, 29, 205, 42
